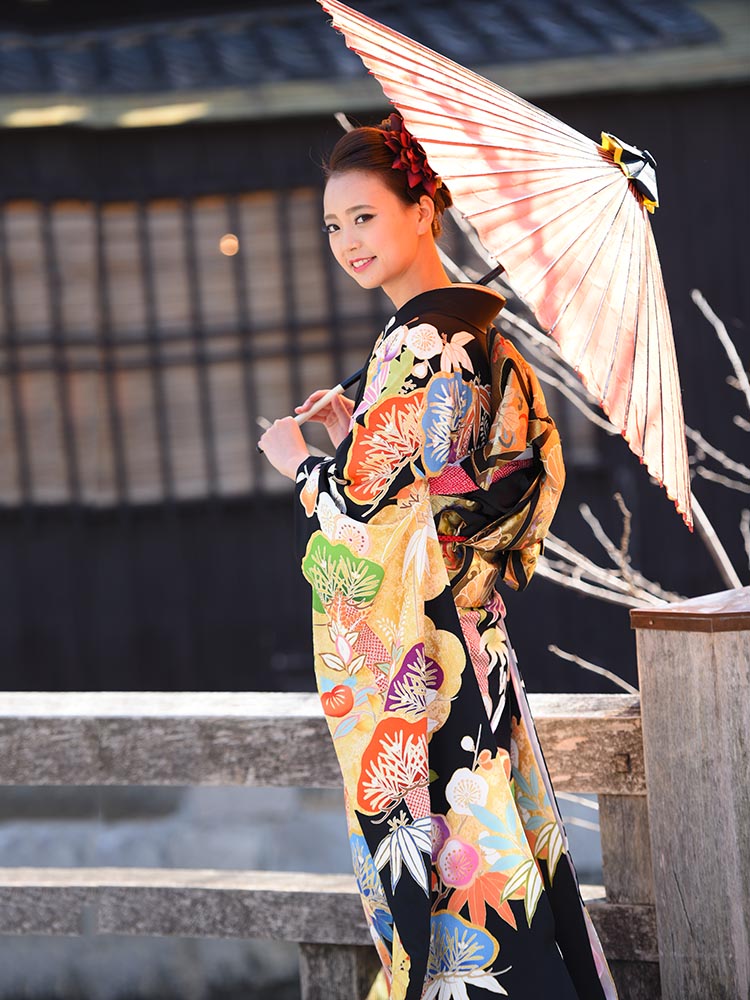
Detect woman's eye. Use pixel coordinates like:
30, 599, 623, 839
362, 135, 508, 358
321, 222, 339, 234
355, 214, 372, 224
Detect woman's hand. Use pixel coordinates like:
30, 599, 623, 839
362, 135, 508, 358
258, 417, 310, 480
295, 389, 354, 449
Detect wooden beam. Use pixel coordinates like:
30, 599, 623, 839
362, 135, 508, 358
0, 867, 657, 963
0, 691, 644, 793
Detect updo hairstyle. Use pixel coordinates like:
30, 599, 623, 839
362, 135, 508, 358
323, 113, 453, 238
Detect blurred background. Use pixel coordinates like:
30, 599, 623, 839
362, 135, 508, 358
0, 0, 747, 996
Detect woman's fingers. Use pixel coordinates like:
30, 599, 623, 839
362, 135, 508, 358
295, 389, 330, 414
258, 416, 310, 479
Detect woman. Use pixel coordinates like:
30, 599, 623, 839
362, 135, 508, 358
259, 114, 618, 1000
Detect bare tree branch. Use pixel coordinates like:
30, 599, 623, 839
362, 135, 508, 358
548, 644, 639, 694
691, 289, 750, 413
741, 510, 750, 572
691, 492, 744, 588
535, 560, 665, 607
695, 467, 750, 494
686, 427, 750, 480
579, 502, 635, 581
613, 492, 632, 564
735, 415, 750, 434
543, 541, 635, 595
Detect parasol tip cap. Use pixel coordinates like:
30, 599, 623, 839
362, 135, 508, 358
600, 131, 659, 212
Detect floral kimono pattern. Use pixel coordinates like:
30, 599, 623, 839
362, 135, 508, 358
294, 285, 618, 1000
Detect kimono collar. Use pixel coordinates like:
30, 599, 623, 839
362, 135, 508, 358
391, 283, 506, 332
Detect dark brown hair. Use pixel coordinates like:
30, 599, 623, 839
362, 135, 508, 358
323, 115, 453, 238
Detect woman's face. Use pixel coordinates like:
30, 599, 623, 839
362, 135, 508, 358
323, 170, 434, 304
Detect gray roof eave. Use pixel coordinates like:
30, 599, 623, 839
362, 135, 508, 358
0, 1, 746, 129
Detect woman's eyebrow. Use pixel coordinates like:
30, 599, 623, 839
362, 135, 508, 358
323, 203, 376, 222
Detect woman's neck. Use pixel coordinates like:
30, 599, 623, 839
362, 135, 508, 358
383, 240, 452, 311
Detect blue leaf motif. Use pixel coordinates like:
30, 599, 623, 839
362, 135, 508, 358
468, 803, 507, 834
513, 769, 533, 798
332, 714, 361, 739
524, 815, 547, 831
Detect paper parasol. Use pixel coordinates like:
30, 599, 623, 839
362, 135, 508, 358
318, 0, 692, 529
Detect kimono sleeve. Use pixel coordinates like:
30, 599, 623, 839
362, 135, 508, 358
293, 316, 491, 556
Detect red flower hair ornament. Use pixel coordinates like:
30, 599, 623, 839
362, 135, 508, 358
382, 112, 442, 200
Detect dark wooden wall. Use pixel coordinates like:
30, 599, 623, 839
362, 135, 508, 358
0, 84, 746, 694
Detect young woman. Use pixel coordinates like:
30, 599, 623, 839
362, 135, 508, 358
259, 114, 618, 1000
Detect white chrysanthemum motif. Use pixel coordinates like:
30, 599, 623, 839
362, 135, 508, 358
445, 767, 489, 815
334, 517, 370, 556
406, 323, 442, 359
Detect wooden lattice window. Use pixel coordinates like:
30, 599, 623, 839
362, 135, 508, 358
0, 190, 389, 505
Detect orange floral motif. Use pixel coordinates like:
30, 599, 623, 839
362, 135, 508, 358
344, 390, 426, 506
446, 869, 518, 930
357, 716, 429, 815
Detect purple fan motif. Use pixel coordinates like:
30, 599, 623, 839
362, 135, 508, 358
384, 642, 444, 715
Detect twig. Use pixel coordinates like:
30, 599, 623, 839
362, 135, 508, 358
579, 501, 689, 599
695, 467, 750, 494
579, 502, 635, 583
613, 492, 632, 563
740, 510, 750, 572
544, 534, 683, 602
690, 492, 743, 588
543, 548, 634, 596
735, 415, 750, 433
686, 427, 750, 480
535, 560, 664, 607
691, 289, 750, 413
548, 644, 639, 694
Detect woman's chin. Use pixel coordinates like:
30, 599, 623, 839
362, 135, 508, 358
352, 271, 382, 290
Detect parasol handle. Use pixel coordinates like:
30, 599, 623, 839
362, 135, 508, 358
257, 367, 362, 453
291, 369, 362, 427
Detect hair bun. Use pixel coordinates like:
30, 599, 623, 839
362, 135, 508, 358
379, 112, 443, 201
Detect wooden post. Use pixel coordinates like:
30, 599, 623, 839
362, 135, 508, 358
631, 587, 750, 1000
598, 794, 661, 1000
299, 943, 381, 1000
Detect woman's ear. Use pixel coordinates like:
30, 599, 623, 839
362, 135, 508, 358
416, 194, 436, 236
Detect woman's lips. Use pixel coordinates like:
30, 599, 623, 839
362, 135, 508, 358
350, 257, 375, 272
